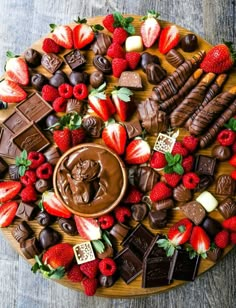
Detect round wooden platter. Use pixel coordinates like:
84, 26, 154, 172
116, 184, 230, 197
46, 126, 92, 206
0, 15, 235, 298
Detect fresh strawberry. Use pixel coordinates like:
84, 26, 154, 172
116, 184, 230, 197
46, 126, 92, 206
189, 226, 210, 258
112, 58, 128, 78
67, 264, 84, 282
217, 129, 236, 146
114, 205, 131, 223
74, 215, 101, 240
150, 151, 167, 169
230, 232, 236, 244
36, 163, 53, 180
123, 185, 143, 204
98, 214, 115, 230
103, 12, 135, 35
73, 83, 88, 100
53, 128, 71, 152
140, 10, 161, 48
81, 277, 98, 296
125, 52, 141, 70
182, 136, 199, 152
42, 38, 60, 53
42, 243, 74, 268
157, 218, 193, 256
200, 42, 236, 74
107, 42, 125, 59
52, 97, 67, 112
5, 51, 29, 85
150, 181, 172, 202
230, 170, 236, 180
0, 181, 22, 203
0, 79, 27, 103
103, 14, 115, 33
164, 173, 182, 188
102, 122, 127, 155
158, 25, 180, 54
229, 154, 236, 168
172, 141, 188, 157
182, 172, 200, 189
124, 139, 151, 164
80, 259, 100, 279
20, 170, 37, 186
99, 258, 117, 276
71, 128, 86, 146
222, 216, 236, 232
58, 83, 73, 98
28, 152, 45, 169
231, 141, 236, 153
42, 191, 72, 218
42, 84, 59, 102
50, 24, 73, 49
182, 155, 194, 173
214, 230, 230, 249
113, 27, 128, 45
20, 185, 37, 202
111, 87, 133, 121
0, 201, 18, 227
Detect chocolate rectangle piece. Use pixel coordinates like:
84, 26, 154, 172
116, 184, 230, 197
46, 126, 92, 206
20, 237, 41, 259
218, 197, 236, 219
2, 111, 29, 133
41, 53, 63, 74
173, 249, 200, 281
16, 202, 37, 221
13, 123, 50, 152
215, 174, 235, 196
118, 71, 143, 90
0, 126, 21, 159
64, 49, 86, 70
194, 155, 216, 176
123, 120, 142, 139
16, 92, 53, 123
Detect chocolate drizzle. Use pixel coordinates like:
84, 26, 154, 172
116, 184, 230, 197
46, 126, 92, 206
90, 33, 112, 55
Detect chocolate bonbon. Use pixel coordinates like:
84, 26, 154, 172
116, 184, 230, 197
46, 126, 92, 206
35, 179, 51, 193
145, 63, 167, 85
148, 210, 168, 229
31, 73, 48, 91
110, 223, 130, 241
91, 33, 112, 55
82, 116, 104, 138
41, 53, 63, 74
68, 71, 89, 86
194, 175, 214, 193
49, 70, 68, 88
39, 227, 61, 249
194, 155, 216, 176
96, 244, 114, 259
173, 184, 192, 202
134, 166, 159, 193
118, 71, 143, 90
99, 274, 117, 288
216, 175, 235, 196
64, 49, 86, 70
180, 34, 198, 52
153, 199, 174, 211
141, 52, 160, 72
123, 120, 142, 139
36, 211, 53, 227
201, 217, 222, 239
16, 202, 37, 221
66, 99, 87, 115
20, 237, 41, 259
165, 49, 185, 68
173, 249, 200, 281
0, 126, 21, 159
11, 221, 33, 243
212, 145, 231, 161
131, 203, 148, 222
89, 71, 105, 88
8, 164, 20, 180
218, 197, 236, 219
207, 247, 223, 262
93, 55, 111, 74
45, 114, 59, 128
44, 146, 60, 165
24, 48, 41, 67
58, 217, 78, 235
180, 201, 206, 225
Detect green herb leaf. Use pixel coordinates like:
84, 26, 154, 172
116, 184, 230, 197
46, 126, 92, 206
166, 245, 175, 257
173, 164, 184, 175
102, 231, 112, 247
21, 149, 27, 160
164, 165, 174, 174
92, 239, 105, 253
165, 152, 174, 164
124, 24, 135, 35
224, 117, 236, 132
19, 165, 26, 176
38, 200, 44, 211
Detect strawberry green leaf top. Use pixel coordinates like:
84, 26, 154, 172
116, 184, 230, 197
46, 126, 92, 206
91, 239, 105, 253
89, 82, 107, 99
15, 150, 31, 176
164, 152, 184, 175
50, 112, 82, 131
140, 10, 160, 21
32, 255, 66, 279
224, 117, 236, 131
111, 87, 133, 102
113, 12, 135, 35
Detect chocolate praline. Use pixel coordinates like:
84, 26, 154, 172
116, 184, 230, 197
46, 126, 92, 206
24, 48, 41, 67
57, 217, 78, 235
212, 145, 231, 161
49, 70, 68, 88
39, 227, 61, 250
141, 52, 160, 72
99, 274, 117, 288
35, 179, 51, 193
89, 71, 105, 88
69, 71, 89, 86
93, 55, 112, 74
8, 164, 20, 180
31, 73, 48, 91
45, 114, 59, 128
36, 211, 53, 227
180, 34, 198, 52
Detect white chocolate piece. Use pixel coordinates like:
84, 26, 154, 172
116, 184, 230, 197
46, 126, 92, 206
196, 191, 218, 212
125, 36, 143, 52
73, 241, 95, 265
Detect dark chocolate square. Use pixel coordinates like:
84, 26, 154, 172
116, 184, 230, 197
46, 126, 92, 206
123, 120, 142, 139
2, 111, 29, 133
0, 126, 21, 159
0, 157, 8, 177
194, 155, 216, 176
16, 202, 37, 221
173, 249, 200, 281
64, 49, 86, 70
41, 53, 63, 74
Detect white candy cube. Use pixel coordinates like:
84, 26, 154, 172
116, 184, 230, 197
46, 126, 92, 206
196, 191, 218, 212
125, 36, 144, 52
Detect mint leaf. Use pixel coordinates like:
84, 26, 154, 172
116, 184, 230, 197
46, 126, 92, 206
164, 165, 174, 174
19, 165, 26, 176
225, 118, 236, 132
92, 240, 105, 253
165, 152, 174, 164
173, 164, 184, 175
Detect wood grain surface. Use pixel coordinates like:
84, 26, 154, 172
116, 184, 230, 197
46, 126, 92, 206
0, 1, 236, 308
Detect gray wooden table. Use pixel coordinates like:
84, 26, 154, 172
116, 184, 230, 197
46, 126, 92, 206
0, 1, 236, 307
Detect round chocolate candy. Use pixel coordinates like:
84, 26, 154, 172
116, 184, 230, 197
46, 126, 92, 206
96, 244, 114, 259
131, 203, 148, 222
49, 70, 68, 88
8, 164, 20, 180
141, 52, 160, 72
212, 145, 231, 161
57, 217, 78, 236
99, 274, 117, 288
39, 227, 61, 250
36, 211, 53, 227
69, 71, 89, 86
31, 73, 48, 91
180, 34, 198, 52
24, 48, 41, 67
45, 114, 59, 128
93, 55, 112, 74
35, 179, 51, 193
89, 71, 105, 88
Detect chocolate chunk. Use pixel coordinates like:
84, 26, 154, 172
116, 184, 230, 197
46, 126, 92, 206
99, 274, 117, 287
201, 217, 222, 239
110, 223, 130, 242
73, 241, 95, 265
16, 92, 53, 123
212, 145, 231, 161
0, 157, 8, 177
165, 49, 185, 68
16, 202, 37, 221
122, 224, 154, 260
13, 123, 50, 152
43, 146, 60, 165
194, 175, 214, 192
64, 49, 86, 70
146, 63, 167, 85
2, 111, 29, 134
20, 237, 41, 259
134, 166, 159, 192
58, 217, 78, 235
194, 155, 216, 176
66, 99, 87, 115
93, 55, 111, 74
131, 203, 148, 222
123, 120, 142, 139
8, 164, 20, 180
114, 247, 143, 284
173, 249, 200, 281
180, 34, 198, 52
153, 199, 174, 211
11, 221, 33, 243
24, 48, 41, 67
36, 211, 53, 227
31, 73, 48, 91
141, 52, 160, 72
45, 114, 59, 128
82, 116, 104, 138
118, 71, 143, 90
69, 71, 89, 86
39, 227, 61, 250
89, 71, 105, 88
180, 201, 206, 225
91, 33, 112, 55
35, 179, 51, 193
173, 184, 192, 202
148, 210, 168, 229
41, 53, 63, 74
96, 244, 114, 259
216, 174, 235, 195
49, 70, 68, 88
0, 126, 21, 159
218, 197, 236, 219
207, 247, 223, 262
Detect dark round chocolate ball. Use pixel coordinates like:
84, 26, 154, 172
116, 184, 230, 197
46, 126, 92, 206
35, 179, 51, 193
39, 227, 61, 250
180, 34, 198, 52
24, 48, 41, 67
49, 70, 68, 88
141, 52, 160, 72
36, 211, 53, 227
212, 145, 231, 161
99, 274, 116, 288
31, 73, 48, 91
69, 71, 89, 86
45, 114, 59, 128
89, 71, 105, 88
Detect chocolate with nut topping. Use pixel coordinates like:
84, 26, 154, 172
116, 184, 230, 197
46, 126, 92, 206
118, 71, 143, 90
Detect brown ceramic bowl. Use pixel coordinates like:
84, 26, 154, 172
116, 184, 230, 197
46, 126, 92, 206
53, 143, 127, 218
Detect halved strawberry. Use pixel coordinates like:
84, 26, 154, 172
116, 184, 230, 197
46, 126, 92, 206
50, 24, 73, 49
158, 25, 180, 54
189, 226, 210, 258
124, 139, 151, 164
5, 52, 29, 85
0, 181, 22, 203
102, 122, 127, 155
0, 201, 18, 227
0, 80, 27, 103
74, 215, 102, 240
140, 10, 161, 48
111, 87, 133, 121
42, 191, 72, 218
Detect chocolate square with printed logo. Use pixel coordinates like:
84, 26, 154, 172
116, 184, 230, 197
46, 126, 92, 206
2, 111, 29, 133
73, 242, 95, 265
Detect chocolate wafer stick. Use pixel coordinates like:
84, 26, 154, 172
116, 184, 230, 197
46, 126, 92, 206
159, 69, 203, 114
189, 86, 236, 135
151, 51, 205, 102
185, 74, 227, 129
170, 72, 216, 128
199, 99, 236, 148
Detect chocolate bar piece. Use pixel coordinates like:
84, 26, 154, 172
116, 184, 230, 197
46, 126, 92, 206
20, 237, 41, 259
194, 155, 216, 176
218, 197, 236, 219
90, 33, 112, 55
13, 123, 50, 152
165, 49, 185, 68
16, 202, 37, 221
41, 53, 63, 74
123, 120, 142, 139
73, 242, 96, 265
118, 71, 143, 90
11, 221, 33, 243
148, 210, 168, 229
216, 174, 235, 195
0, 157, 8, 177
0, 126, 21, 159
64, 49, 86, 70
2, 111, 29, 133
16, 92, 53, 123
173, 249, 200, 281
180, 201, 206, 225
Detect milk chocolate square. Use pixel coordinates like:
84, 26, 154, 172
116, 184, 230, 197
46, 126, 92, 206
118, 71, 143, 90
180, 201, 206, 225
194, 155, 216, 176
0, 126, 21, 159
123, 120, 142, 139
215, 175, 235, 196
218, 197, 236, 219
64, 49, 86, 70
41, 53, 63, 74
2, 111, 29, 133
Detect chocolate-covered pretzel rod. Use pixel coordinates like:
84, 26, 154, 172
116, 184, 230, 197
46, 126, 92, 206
199, 99, 236, 148
151, 51, 205, 102
189, 86, 236, 135
170, 72, 215, 128
159, 69, 203, 114
185, 74, 227, 129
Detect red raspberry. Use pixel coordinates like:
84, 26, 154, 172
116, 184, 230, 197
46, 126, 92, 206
98, 214, 115, 230
42, 85, 59, 102
214, 230, 230, 248
182, 155, 194, 173
164, 173, 182, 188
112, 58, 128, 78
230, 232, 236, 244
125, 52, 141, 70
20, 185, 37, 202
73, 83, 88, 100
98, 258, 117, 276
172, 142, 188, 157
102, 14, 115, 33
28, 152, 45, 169
20, 170, 37, 186
217, 129, 236, 146
114, 205, 131, 223
58, 83, 73, 99
42, 38, 60, 53
81, 277, 98, 296
150, 151, 167, 169
67, 264, 84, 282
182, 172, 200, 189
80, 259, 100, 279
229, 154, 236, 167
113, 27, 128, 45
150, 182, 172, 202
71, 128, 86, 146
52, 97, 67, 112
182, 136, 199, 152
231, 141, 236, 153
36, 163, 53, 180
222, 216, 236, 232
107, 42, 125, 59
231, 170, 236, 180
123, 186, 143, 204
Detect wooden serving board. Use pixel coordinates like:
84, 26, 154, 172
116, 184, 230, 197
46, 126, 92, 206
0, 15, 235, 298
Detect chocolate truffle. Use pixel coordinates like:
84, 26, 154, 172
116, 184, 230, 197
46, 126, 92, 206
44, 146, 60, 165
153, 199, 174, 211
173, 184, 192, 202
99, 274, 117, 287
212, 145, 231, 161
180, 34, 198, 52
96, 244, 114, 259
11, 221, 33, 243
0, 157, 8, 177
64, 49, 86, 70
41, 53, 63, 74
82, 116, 104, 138
218, 197, 236, 219
131, 203, 148, 222
134, 166, 159, 192
148, 210, 168, 229
24, 48, 41, 67
69, 71, 89, 86
118, 71, 143, 90
90, 33, 112, 55
194, 175, 214, 193
58, 217, 78, 236
66, 99, 87, 115
45, 114, 59, 128
39, 227, 61, 250
93, 55, 112, 74
16, 202, 37, 221
207, 247, 223, 262
180, 201, 206, 225
215, 175, 235, 195
35, 179, 51, 193
20, 237, 41, 259
123, 120, 142, 139
31, 73, 48, 91
165, 49, 185, 68
201, 217, 222, 239
36, 211, 53, 227
145, 63, 167, 84
8, 164, 20, 180
89, 71, 105, 88
141, 52, 160, 72
49, 70, 68, 88
110, 223, 130, 241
